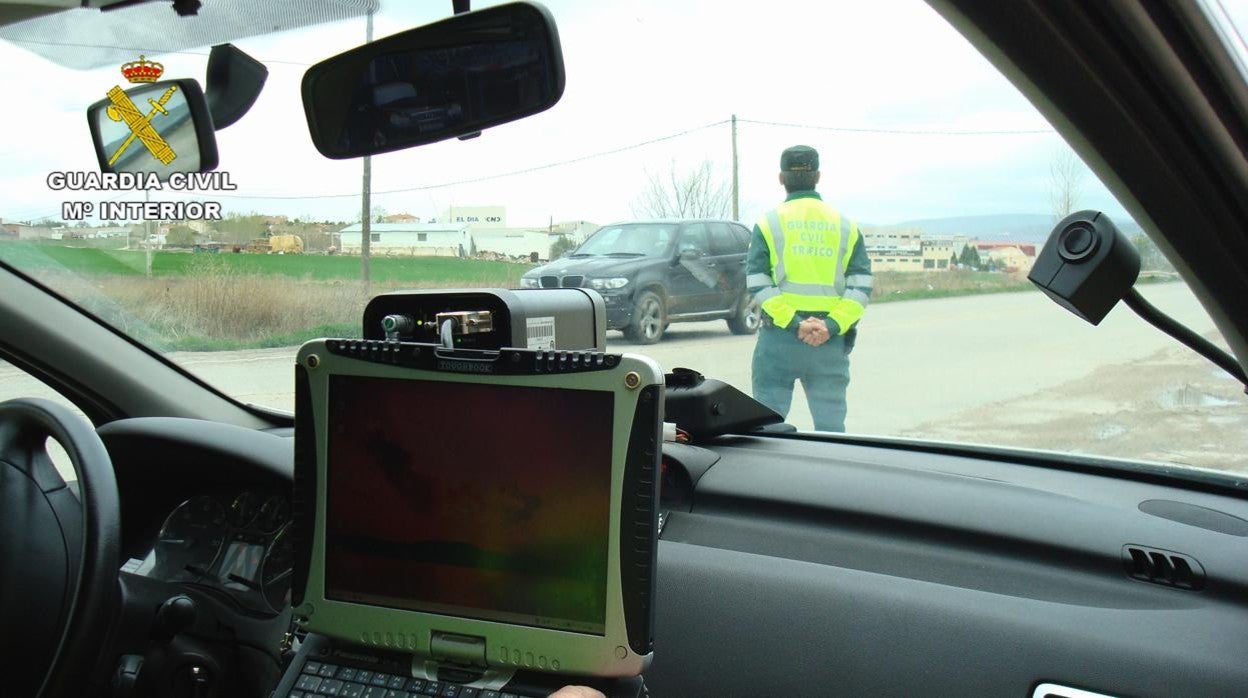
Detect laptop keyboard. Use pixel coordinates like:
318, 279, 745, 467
282, 659, 539, 698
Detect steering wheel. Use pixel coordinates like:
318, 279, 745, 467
0, 398, 120, 698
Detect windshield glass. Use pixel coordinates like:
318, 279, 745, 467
573, 224, 676, 257
0, 1, 1245, 476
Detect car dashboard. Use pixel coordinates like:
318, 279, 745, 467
96, 418, 297, 697
123, 489, 293, 618
94, 416, 1248, 698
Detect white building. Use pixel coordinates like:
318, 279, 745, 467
470, 228, 564, 260
338, 222, 470, 257
441, 206, 506, 229
863, 228, 923, 272
863, 229, 922, 255
89, 226, 135, 239
6, 224, 52, 240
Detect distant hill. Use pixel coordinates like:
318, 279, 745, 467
865, 213, 1143, 243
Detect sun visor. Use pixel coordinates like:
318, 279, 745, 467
0, 0, 378, 70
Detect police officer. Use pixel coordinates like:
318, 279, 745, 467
747, 145, 873, 432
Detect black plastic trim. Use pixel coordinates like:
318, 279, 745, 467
748, 430, 1248, 498
325, 339, 620, 375
0, 344, 120, 425
0, 258, 291, 428
291, 364, 315, 607
929, 0, 1248, 387
619, 384, 661, 655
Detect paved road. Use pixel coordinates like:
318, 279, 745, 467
5, 282, 1243, 471
613, 281, 1235, 436
162, 282, 1227, 423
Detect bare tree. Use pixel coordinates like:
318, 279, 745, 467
1049, 149, 1086, 221
631, 160, 731, 219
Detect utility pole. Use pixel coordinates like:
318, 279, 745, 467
728, 113, 733, 221
360, 9, 374, 291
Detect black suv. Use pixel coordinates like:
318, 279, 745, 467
520, 219, 761, 343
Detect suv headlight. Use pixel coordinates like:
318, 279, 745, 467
519, 276, 540, 288
589, 277, 630, 290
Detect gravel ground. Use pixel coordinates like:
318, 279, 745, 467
907, 337, 1248, 474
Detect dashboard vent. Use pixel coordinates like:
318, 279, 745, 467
1122, 545, 1205, 590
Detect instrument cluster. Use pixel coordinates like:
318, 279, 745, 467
131, 490, 294, 616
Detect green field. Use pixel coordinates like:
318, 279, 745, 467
0, 241, 527, 285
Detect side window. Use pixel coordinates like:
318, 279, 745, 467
677, 224, 711, 255
0, 358, 90, 483
709, 223, 742, 255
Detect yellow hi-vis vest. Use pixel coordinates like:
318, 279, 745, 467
751, 197, 868, 333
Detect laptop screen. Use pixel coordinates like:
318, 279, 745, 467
323, 374, 615, 636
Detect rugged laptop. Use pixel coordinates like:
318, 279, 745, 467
273, 338, 662, 698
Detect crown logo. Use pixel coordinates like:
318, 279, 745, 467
120, 55, 164, 83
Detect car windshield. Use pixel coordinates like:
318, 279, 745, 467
572, 224, 676, 257
0, 1, 1245, 478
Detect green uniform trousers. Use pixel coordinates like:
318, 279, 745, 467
751, 325, 851, 432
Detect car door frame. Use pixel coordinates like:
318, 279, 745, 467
707, 221, 750, 311
666, 222, 721, 315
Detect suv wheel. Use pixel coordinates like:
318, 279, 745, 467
727, 292, 761, 335
625, 290, 666, 344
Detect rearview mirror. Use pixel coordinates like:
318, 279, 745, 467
301, 1, 565, 159
87, 78, 219, 181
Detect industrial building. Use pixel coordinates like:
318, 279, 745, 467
336, 206, 598, 261
921, 238, 955, 270
863, 229, 924, 271
337, 222, 471, 257
862, 229, 1037, 273
975, 242, 1037, 272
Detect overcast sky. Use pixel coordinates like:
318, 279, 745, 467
2, 0, 1246, 230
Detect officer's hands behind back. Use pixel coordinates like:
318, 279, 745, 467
798, 317, 831, 347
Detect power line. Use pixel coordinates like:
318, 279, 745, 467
2, 120, 727, 216
5, 114, 1055, 214
208, 119, 732, 200
737, 117, 1052, 136
203, 115, 1049, 202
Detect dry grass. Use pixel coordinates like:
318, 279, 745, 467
873, 270, 1032, 301
34, 257, 503, 350
25, 261, 1037, 351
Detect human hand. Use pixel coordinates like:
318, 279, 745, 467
548, 687, 606, 698
797, 317, 830, 347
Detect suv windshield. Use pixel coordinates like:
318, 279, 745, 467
0, 1, 1245, 477
572, 224, 676, 257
